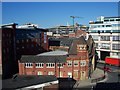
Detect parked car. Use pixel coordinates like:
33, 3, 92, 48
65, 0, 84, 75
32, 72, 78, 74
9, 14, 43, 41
103, 67, 112, 72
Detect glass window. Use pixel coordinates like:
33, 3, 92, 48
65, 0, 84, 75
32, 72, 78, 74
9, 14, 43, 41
112, 36, 120, 41
67, 61, 72, 67
26, 39, 29, 42
44, 32, 47, 43
110, 19, 114, 21
116, 19, 120, 21
46, 63, 55, 68
48, 71, 54, 75
101, 36, 110, 41
36, 63, 44, 68
112, 44, 120, 50
92, 35, 98, 41
22, 40, 24, 43
25, 63, 33, 68
74, 61, 79, 67
17, 40, 19, 43
80, 60, 86, 67
57, 63, 63, 68
106, 25, 111, 27
37, 71, 43, 75
101, 43, 110, 49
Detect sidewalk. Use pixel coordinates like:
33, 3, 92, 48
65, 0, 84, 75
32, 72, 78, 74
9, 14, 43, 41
73, 68, 107, 88
97, 60, 105, 64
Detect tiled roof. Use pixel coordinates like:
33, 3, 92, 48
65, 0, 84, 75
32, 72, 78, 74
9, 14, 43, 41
49, 37, 87, 55
20, 55, 67, 63
69, 36, 87, 55
2, 75, 57, 89
37, 50, 68, 56
49, 37, 74, 47
87, 35, 95, 58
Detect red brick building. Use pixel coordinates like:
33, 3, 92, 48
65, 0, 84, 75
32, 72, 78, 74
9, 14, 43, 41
16, 26, 49, 57
0, 23, 49, 79
0, 23, 18, 79
18, 36, 95, 80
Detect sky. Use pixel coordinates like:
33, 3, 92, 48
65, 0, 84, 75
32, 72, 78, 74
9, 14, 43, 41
2, 2, 118, 28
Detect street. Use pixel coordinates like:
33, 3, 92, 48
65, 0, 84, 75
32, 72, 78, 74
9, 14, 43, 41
97, 63, 120, 82
73, 62, 120, 90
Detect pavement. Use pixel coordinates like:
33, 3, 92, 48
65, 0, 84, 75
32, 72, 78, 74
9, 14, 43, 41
73, 68, 107, 88
97, 60, 105, 64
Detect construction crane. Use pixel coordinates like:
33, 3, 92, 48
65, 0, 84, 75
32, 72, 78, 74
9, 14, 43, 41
70, 16, 83, 27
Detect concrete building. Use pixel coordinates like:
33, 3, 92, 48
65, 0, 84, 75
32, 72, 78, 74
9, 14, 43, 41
47, 24, 88, 38
89, 16, 120, 60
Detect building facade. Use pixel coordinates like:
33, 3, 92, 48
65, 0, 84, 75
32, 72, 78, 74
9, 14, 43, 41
19, 36, 95, 80
1, 23, 49, 79
16, 26, 49, 59
1, 23, 18, 79
89, 16, 120, 60
47, 24, 88, 38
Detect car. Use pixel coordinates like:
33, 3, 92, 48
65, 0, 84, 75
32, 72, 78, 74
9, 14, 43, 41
103, 67, 112, 72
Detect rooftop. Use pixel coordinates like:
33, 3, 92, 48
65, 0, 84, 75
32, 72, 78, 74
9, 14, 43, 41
2, 75, 57, 89
20, 50, 68, 63
37, 50, 68, 56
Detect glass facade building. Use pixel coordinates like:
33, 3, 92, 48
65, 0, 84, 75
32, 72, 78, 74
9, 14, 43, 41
89, 16, 120, 60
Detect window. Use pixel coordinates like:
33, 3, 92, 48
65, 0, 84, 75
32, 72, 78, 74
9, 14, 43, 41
112, 44, 120, 50
106, 25, 111, 27
67, 61, 72, 67
102, 25, 104, 27
37, 71, 43, 75
78, 45, 86, 50
92, 35, 98, 41
57, 63, 64, 68
80, 60, 86, 67
26, 39, 29, 42
110, 19, 114, 21
36, 39, 38, 42
22, 40, 24, 43
25, 63, 33, 68
31, 44, 34, 48
101, 43, 110, 49
68, 72, 72, 78
101, 36, 110, 41
112, 36, 120, 41
116, 19, 120, 21
44, 32, 47, 43
17, 47, 19, 50
17, 40, 19, 43
36, 63, 44, 68
22, 46, 24, 49
59, 72, 63, 77
46, 63, 55, 68
48, 71, 54, 75
74, 61, 79, 67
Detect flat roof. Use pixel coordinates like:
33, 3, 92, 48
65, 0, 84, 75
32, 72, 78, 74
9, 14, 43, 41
20, 51, 68, 63
37, 50, 68, 56
2, 75, 57, 89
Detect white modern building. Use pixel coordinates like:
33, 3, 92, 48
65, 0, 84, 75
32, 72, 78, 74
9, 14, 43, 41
89, 16, 120, 60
